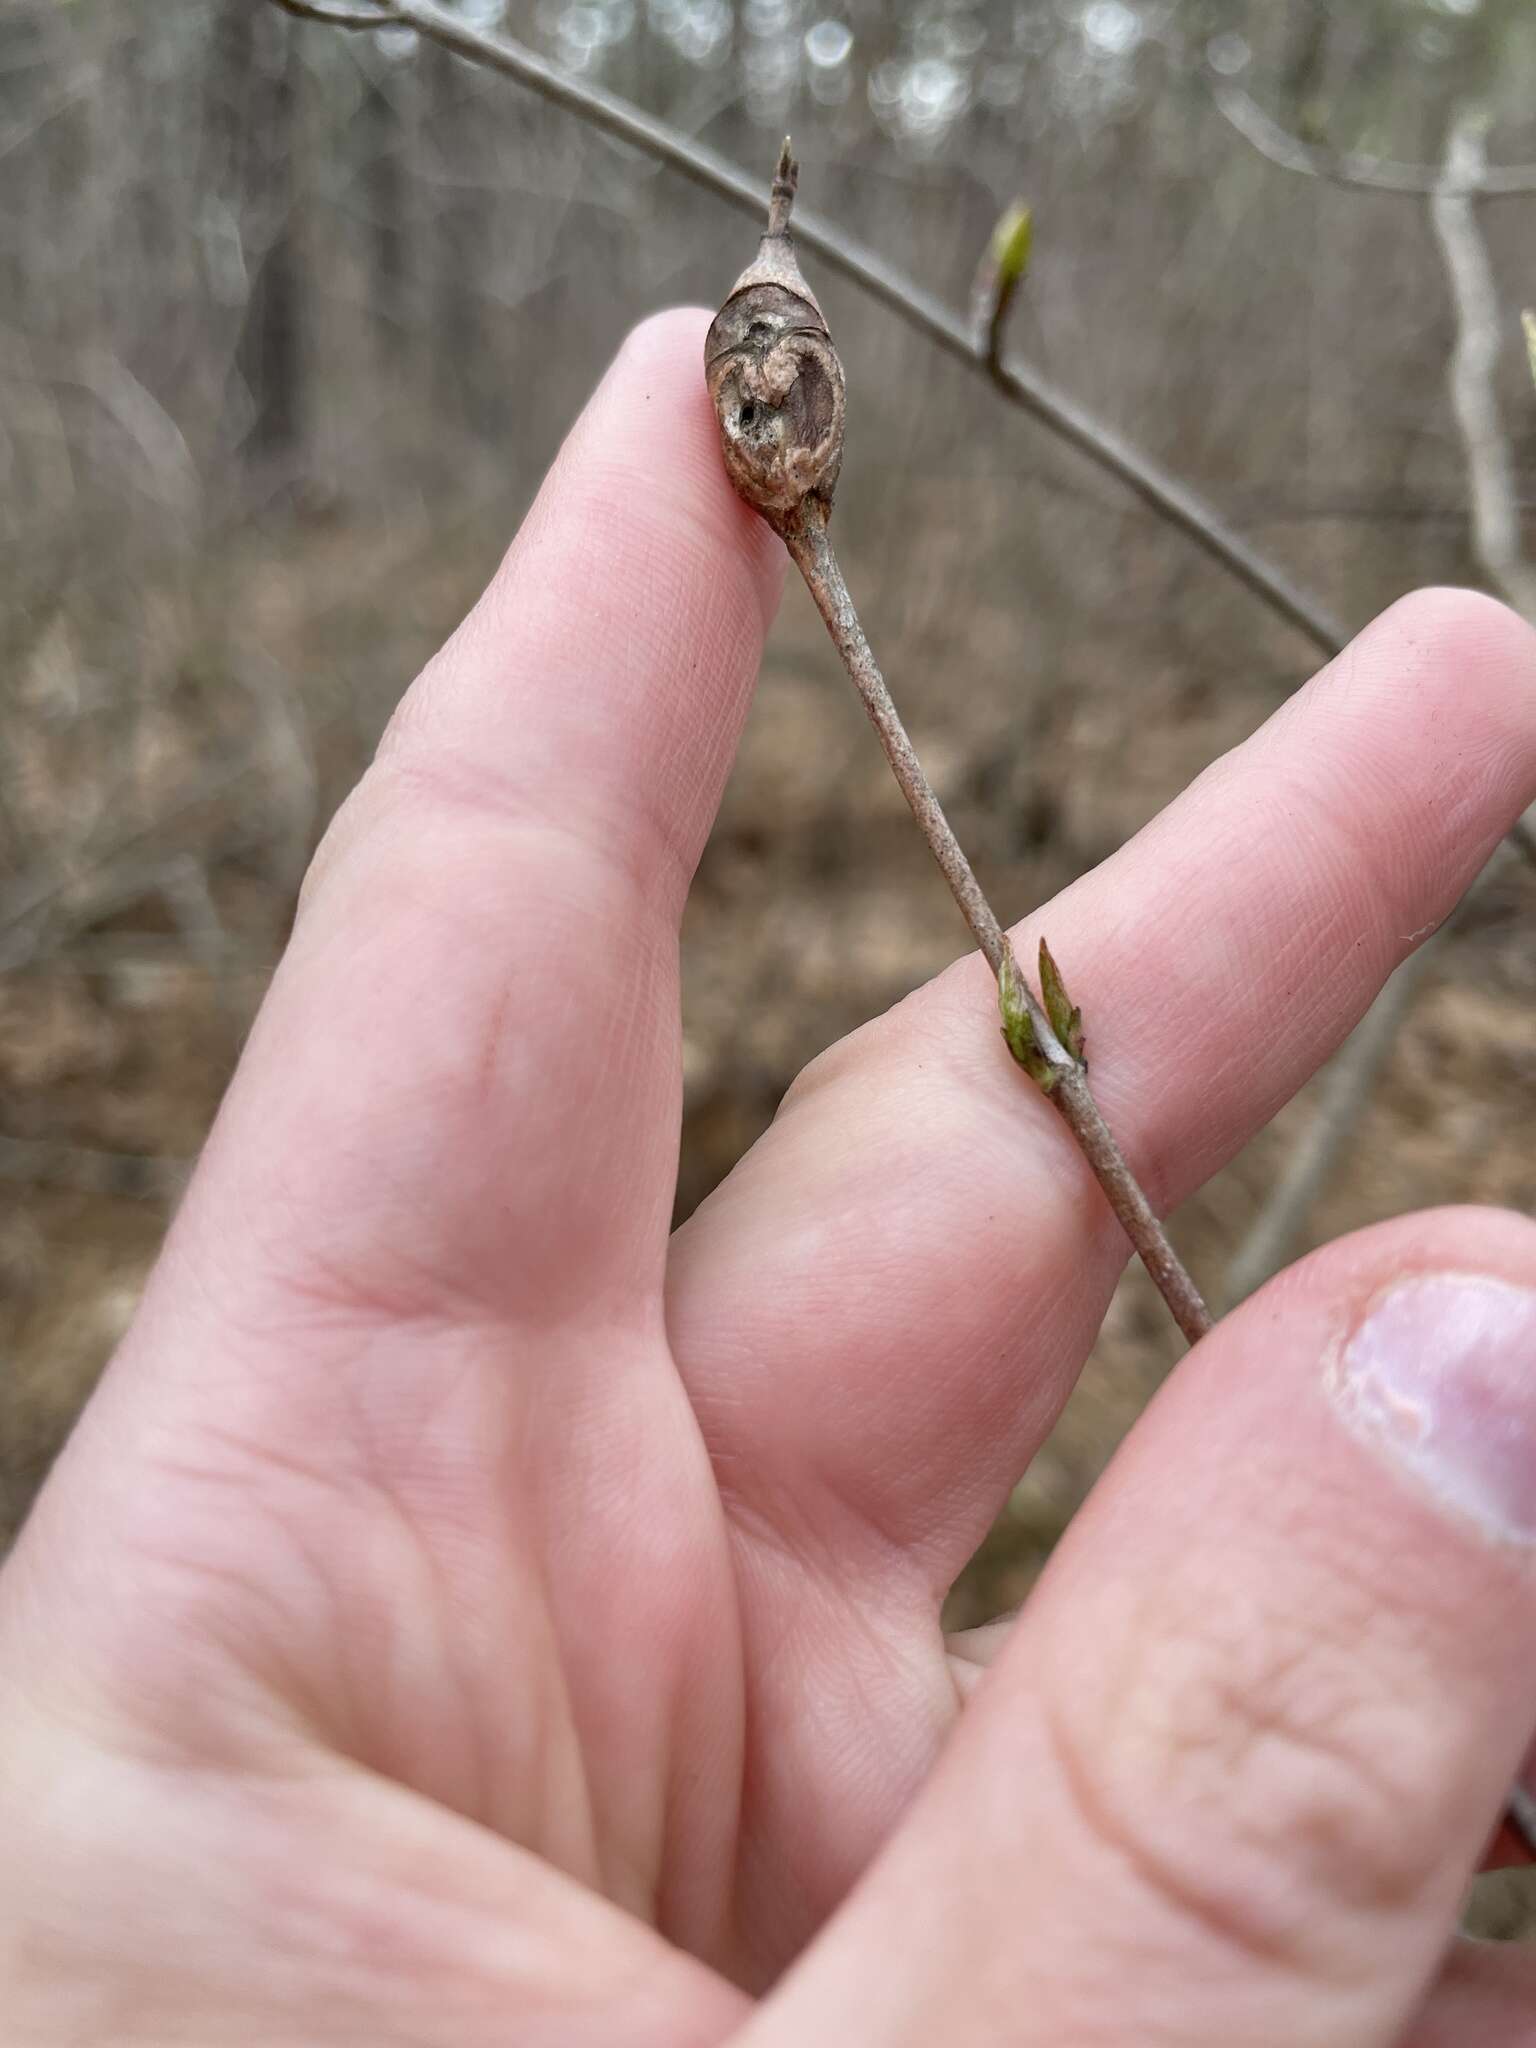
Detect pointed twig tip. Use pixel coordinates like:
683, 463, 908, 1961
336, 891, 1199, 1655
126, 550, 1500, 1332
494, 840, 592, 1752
1037, 936, 1085, 1067
768, 139, 799, 237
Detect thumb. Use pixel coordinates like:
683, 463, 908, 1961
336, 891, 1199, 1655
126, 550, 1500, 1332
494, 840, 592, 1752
741, 1207, 1536, 2047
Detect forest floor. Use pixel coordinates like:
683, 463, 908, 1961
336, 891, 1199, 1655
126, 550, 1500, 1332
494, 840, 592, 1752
3, 517, 1535, 1933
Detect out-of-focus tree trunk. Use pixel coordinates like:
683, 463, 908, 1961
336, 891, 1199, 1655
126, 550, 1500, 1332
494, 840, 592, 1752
209, 2, 305, 475
422, 37, 496, 437
358, 50, 409, 368
239, 13, 305, 468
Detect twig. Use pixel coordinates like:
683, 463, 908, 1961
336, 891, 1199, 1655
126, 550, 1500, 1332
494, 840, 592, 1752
1211, 78, 1536, 200
1223, 936, 1445, 1308
265, 0, 1347, 662
1225, 824, 1525, 1307
708, 145, 1212, 1349
1430, 116, 1536, 623
271, 0, 394, 26
784, 502, 1210, 1345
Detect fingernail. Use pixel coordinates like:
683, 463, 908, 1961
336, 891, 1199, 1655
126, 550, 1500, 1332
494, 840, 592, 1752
1330, 1273, 1536, 1545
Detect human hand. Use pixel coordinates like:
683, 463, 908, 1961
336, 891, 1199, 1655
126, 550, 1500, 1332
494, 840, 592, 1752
4, 310, 1536, 2046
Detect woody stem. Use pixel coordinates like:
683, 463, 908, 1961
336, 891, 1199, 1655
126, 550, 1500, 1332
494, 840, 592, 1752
781, 498, 1211, 1348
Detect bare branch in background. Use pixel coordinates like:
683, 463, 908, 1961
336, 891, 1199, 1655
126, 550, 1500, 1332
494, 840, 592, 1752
1430, 116, 1536, 623
158, 856, 232, 976
1227, 121, 1536, 1306
0, 750, 294, 975
1211, 77, 1536, 200
1218, 76, 1536, 949
1223, 936, 1445, 1308
271, 0, 394, 26
265, 0, 1347, 662
1225, 814, 1528, 1307
70, 349, 201, 518
0, 1132, 188, 1200
233, 654, 321, 902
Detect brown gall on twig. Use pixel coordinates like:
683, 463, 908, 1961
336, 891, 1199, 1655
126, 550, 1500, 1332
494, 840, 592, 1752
704, 141, 845, 530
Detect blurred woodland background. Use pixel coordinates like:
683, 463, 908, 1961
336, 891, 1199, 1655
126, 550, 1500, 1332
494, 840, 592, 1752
3, 4, 1536, 1891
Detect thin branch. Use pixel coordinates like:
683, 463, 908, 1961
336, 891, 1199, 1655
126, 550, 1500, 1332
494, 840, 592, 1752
0, 1133, 188, 1200
1212, 78, 1536, 200
267, 0, 1348, 661
783, 498, 1211, 1346
1223, 936, 1444, 1308
782, 509, 1012, 982
0, 798, 256, 973
271, 0, 394, 26
1430, 116, 1536, 623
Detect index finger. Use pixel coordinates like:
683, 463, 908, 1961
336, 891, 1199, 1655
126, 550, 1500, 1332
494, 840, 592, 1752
168, 309, 783, 1335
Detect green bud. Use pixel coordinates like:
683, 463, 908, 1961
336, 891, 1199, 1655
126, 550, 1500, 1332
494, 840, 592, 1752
990, 202, 1033, 290
998, 950, 1056, 1090
1038, 938, 1085, 1069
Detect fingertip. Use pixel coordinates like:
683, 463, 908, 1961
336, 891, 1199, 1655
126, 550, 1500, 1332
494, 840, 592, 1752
618, 302, 714, 363
1313, 585, 1536, 821
1370, 583, 1536, 681
1209, 1205, 1536, 1563
602, 305, 787, 631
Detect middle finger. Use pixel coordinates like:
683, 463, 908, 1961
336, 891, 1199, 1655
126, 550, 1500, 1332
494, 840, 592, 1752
669, 589, 1536, 1584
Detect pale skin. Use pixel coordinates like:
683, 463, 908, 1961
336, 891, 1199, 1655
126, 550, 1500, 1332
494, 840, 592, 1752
5, 309, 1536, 2045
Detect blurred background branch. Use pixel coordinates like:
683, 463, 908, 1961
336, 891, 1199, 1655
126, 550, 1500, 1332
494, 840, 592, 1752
271, 0, 1350, 660
1210, 75, 1536, 198
1225, 100, 1536, 1306
1223, 939, 1446, 1308
1431, 113, 1536, 621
